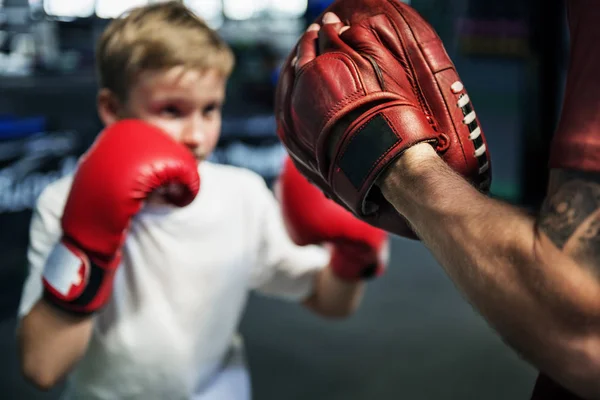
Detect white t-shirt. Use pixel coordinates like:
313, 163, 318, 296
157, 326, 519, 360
18, 161, 329, 400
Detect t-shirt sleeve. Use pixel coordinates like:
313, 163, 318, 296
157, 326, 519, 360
18, 180, 67, 318
549, 0, 600, 172
248, 177, 330, 302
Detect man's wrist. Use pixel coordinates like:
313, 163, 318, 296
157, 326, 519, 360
377, 142, 441, 212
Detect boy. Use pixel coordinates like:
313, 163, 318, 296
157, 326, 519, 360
16, 2, 389, 399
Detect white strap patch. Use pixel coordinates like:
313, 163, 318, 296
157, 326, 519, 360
451, 81, 464, 93
469, 126, 481, 140
457, 94, 470, 108
474, 143, 487, 157
463, 111, 476, 125
43, 243, 85, 297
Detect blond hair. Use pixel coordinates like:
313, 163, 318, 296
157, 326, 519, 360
96, 1, 234, 101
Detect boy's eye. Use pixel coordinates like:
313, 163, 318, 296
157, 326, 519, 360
203, 103, 221, 116
161, 105, 181, 117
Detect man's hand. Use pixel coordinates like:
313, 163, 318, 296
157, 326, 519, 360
275, 2, 491, 239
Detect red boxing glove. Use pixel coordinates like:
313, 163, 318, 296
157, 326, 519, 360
277, 156, 388, 281
42, 120, 200, 315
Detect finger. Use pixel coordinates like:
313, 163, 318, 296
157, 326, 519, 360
307, 22, 320, 32
322, 12, 342, 25
318, 22, 346, 53
296, 25, 320, 70
323, 12, 350, 36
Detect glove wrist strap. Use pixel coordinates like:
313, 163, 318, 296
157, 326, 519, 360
42, 239, 117, 315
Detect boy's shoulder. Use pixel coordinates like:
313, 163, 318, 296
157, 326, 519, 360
35, 173, 75, 213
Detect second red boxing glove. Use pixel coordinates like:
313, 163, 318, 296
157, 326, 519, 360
42, 120, 200, 315
277, 156, 389, 281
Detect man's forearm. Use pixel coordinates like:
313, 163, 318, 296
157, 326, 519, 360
379, 144, 600, 396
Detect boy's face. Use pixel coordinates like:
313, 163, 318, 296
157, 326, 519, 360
99, 66, 226, 162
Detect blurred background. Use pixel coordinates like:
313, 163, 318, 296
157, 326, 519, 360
0, 0, 568, 398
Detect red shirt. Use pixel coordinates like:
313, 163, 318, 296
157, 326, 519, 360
531, 373, 585, 399
536, 2, 595, 399
549, 0, 600, 172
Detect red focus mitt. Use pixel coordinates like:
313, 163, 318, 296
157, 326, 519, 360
275, 0, 492, 239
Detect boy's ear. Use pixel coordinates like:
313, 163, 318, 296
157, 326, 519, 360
97, 89, 123, 126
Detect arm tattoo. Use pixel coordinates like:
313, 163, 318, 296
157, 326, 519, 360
537, 170, 600, 273
532, 170, 600, 400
